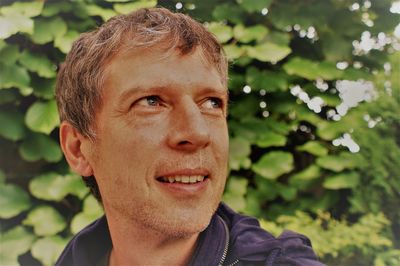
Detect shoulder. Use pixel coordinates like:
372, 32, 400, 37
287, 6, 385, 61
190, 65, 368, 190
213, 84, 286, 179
271, 230, 325, 266
217, 203, 325, 266
55, 216, 112, 266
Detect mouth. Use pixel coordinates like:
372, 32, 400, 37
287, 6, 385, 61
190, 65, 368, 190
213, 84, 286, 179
156, 175, 209, 184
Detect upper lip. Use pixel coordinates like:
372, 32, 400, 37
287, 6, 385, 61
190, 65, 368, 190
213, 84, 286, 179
156, 168, 210, 178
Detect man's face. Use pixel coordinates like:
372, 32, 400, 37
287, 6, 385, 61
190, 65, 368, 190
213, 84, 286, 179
85, 47, 229, 236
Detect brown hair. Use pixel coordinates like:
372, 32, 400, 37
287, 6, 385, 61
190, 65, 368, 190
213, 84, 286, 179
56, 7, 227, 202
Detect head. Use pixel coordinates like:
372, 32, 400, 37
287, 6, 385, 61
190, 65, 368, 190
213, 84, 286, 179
56, 7, 229, 237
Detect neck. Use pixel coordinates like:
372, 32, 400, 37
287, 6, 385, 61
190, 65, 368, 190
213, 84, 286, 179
106, 211, 199, 266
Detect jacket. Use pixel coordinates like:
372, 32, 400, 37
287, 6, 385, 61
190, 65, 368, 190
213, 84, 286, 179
56, 203, 325, 266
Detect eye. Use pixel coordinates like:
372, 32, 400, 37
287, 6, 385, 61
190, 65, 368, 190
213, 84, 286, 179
202, 97, 223, 109
135, 96, 162, 107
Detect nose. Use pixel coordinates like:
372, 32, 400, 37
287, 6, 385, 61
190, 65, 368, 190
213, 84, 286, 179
166, 99, 211, 152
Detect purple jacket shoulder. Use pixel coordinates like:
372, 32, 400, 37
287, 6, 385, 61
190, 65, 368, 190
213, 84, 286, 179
217, 203, 325, 266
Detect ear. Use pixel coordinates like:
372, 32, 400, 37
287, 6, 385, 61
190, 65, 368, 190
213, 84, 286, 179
59, 121, 94, 177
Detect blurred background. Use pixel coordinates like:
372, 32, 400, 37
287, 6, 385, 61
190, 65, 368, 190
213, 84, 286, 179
0, 0, 399, 265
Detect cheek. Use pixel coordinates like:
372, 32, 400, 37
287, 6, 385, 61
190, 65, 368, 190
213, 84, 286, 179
212, 124, 229, 162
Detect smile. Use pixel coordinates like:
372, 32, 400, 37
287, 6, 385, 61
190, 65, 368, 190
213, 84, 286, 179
157, 175, 208, 184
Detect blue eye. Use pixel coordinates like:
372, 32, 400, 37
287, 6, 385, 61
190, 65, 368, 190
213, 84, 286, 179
204, 98, 223, 109
145, 96, 160, 106
136, 96, 162, 107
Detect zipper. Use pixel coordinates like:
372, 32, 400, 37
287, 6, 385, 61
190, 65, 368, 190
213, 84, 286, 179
217, 218, 230, 266
225, 259, 239, 266
217, 217, 240, 266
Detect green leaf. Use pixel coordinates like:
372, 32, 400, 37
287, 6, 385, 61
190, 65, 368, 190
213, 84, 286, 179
23, 206, 66, 236
293, 105, 323, 125
113, 0, 157, 14
278, 184, 297, 201
63, 174, 90, 199
41, 2, 72, 17
0, 183, 31, 218
246, 42, 291, 63
29, 172, 88, 201
297, 141, 328, 156
31, 236, 69, 266
244, 188, 262, 216
223, 176, 248, 212
316, 153, 361, 172
0, 13, 34, 39
342, 67, 370, 80
31, 17, 67, 44
83, 194, 103, 215
0, 226, 36, 265
84, 5, 117, 21
228, 95, 259, 119
0, 62, 30, 89
289, 165, 321, 189
233, 24, 268, 43
25, 100, 59, 134
246, 67, 289, 92
254, 176, 279, 200
54, 30, 79, 54
238, 0, 273, 13
225, 176, 248, 196
0, 110, 27, 141
320, 32, 353, 61
283, 57, 342, 80
323, 172, 360, 190
229, 137, 251, 170
223, 44, 246, 60
252, 151, 294, 180
71, 195, 103, 234
0, 44, 20, 65
18, 50, 56, 78
18, 85, 33, 96
316, 121, 351, 140
212, 3, 244, 24
318, 94, 341, 106
265, 31, 291, 46
31, 77, 56, 99
207, 22, 233, 43
0, 1, 44, 17
256, 131, 286, 148
228, 73, 246, 91
19, 133, 62, 162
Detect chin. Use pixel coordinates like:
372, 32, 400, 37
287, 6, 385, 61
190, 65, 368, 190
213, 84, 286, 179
155, 206, 216, 238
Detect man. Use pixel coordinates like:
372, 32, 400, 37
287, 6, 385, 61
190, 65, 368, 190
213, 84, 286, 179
55, 7, 323, 266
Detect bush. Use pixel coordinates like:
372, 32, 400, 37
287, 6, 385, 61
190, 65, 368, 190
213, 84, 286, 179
0, 0, 399, 265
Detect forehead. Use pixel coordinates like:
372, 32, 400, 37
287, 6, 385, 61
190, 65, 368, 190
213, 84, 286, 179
102, 46, 225, 93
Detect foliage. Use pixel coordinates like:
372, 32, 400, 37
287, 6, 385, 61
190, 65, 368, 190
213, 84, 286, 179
0, 0, 398, 265
261, 211, 400, 265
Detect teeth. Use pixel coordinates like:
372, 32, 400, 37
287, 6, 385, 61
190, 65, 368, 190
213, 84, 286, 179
161, 175, 206, 184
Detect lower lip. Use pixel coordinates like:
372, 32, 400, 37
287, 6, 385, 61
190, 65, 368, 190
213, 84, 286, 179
157, 178, 209, 195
